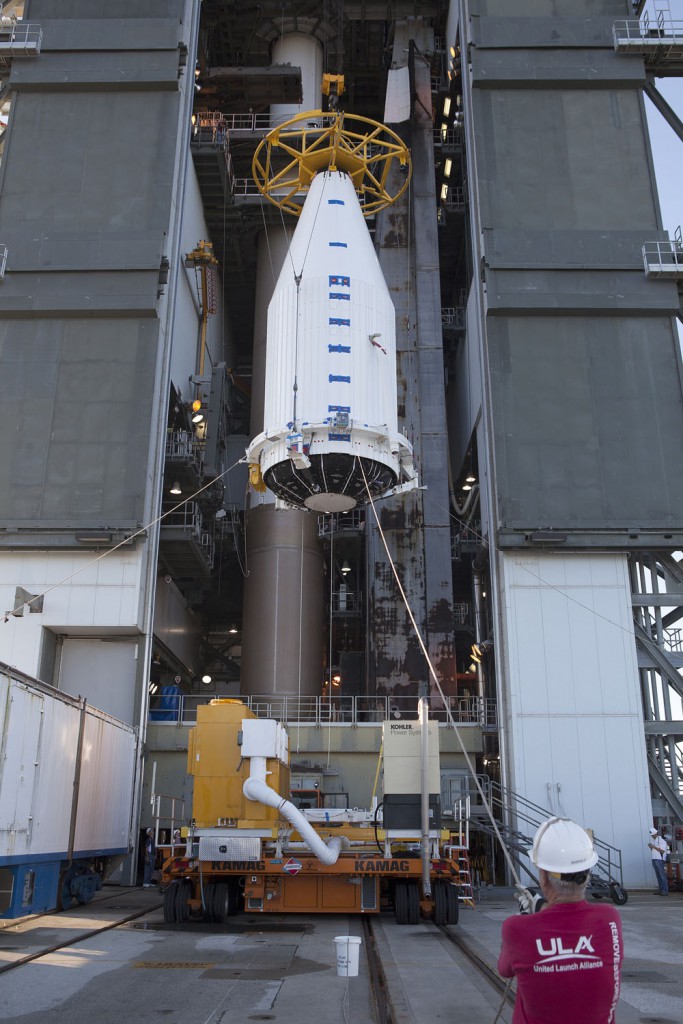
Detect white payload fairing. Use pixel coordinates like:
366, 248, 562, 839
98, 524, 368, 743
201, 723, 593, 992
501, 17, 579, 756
247, 167, 417, 512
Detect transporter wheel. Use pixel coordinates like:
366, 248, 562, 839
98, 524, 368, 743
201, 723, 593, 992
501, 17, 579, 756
228, 878, 241, 916
393, 883, 409, 925
591, 892, 604, 900
445, 884, 459, 925
610, 884, 628, 906
163, 882, 178, 924
175, 879, 193, 922
406, 882, 420, 925
433, 882, 447, 925
203, 882, 217, 922
212, 881, 232, 923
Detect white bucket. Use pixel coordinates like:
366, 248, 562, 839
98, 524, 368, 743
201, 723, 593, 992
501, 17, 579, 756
334, 934, 362, 977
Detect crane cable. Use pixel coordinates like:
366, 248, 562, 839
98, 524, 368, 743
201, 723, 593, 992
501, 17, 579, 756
359, 461, 523, 889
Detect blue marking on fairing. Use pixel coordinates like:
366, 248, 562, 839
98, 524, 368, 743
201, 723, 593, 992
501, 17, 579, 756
328, 199, 345, 205
329, 317, 350, 327
329, 242, 347, 247
329, 275, 350, 287
329, 375, 351, 383
329, 434, 351, 441
328, 405, 350, 413
329, 293, 350, 301
328, 344, 351, 353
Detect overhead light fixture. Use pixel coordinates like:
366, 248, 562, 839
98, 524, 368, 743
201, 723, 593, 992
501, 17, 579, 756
341, 560, 351, 575
450, 45, 456, 58
443, 97, 451, 117
444, 158, 452, 178
228, 624, 238, 634
441, 183, 449, 201
332, 674, 341, 687
441, 122, 448, 141
466, 474, 476, 483
149, 681, 158, 695
170, 481, 182, 495
191, 398, 204, 424
462, 483, 472, 491
201, 674, 212, 684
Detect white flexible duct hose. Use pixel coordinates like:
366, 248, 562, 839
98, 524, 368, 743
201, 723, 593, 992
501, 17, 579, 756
243, 757, 345, 865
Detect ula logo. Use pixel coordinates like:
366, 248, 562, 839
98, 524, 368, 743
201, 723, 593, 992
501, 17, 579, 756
535, 935, 599, 964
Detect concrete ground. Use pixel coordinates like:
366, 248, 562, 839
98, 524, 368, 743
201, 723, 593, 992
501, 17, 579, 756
0, 885, 679, 1024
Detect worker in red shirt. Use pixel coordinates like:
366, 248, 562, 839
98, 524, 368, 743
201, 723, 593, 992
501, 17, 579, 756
498, 816, 623, 1024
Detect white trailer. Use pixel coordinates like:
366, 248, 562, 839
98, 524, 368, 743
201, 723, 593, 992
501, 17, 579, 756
0, 661, 138, 918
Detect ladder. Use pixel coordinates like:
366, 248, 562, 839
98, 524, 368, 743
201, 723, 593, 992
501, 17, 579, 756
456, 848, 475, 907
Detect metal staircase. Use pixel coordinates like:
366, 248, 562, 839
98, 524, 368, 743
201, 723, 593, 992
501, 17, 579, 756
470, 782, 626, 902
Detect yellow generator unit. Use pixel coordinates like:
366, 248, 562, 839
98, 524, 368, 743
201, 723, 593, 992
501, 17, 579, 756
187, 699, 290, 828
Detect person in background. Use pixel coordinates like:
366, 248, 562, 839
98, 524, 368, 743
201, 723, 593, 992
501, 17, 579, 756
647, 826, 669, 896
143, 828, 156, 888
498, 816, 623, 1024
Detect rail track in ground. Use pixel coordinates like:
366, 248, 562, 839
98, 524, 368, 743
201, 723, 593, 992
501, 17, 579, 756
0, 894, 514, 1023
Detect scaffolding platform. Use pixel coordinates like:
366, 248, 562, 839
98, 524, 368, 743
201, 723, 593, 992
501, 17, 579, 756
642, 228, 683, 279
613, 8, 683, 71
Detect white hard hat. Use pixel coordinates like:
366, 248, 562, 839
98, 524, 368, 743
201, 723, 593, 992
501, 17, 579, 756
529, 816, 599, 874
649, 827, 658, 836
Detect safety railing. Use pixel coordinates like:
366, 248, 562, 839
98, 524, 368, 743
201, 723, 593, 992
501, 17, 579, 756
440, 184, 467, 212
0, 21, 42, 56
160, 500, 215, 570
642, 227, 683, 277
613, 10, 683, 57
331, 589, 361, 615
442, 306, 466, 331
434, 125, 464, 150
318, 509, 365, 536
149, 692, 498, 729
165, 430, 203, 472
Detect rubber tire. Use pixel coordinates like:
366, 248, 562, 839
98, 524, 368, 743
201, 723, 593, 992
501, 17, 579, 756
592, 892, 604, 900
394, 882, 409, 925
446, 884, 459, 926
406, 882, 420, 925
610, 885, 628, 906
228, 878, 241, 916
212, 881, 232, 923
163, 882, 178, 924
433, 882, 447, 925
175, 879, 192, 922
203, 882, 216, 922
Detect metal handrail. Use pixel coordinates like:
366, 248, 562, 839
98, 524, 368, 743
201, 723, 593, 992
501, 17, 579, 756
0, 22, 42, 54
613, 13, 683, 49
149, 692, 497, 729
642, 228, 683, 275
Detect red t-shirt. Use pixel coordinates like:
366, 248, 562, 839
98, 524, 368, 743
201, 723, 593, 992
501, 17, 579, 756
498, 901, 622, 1024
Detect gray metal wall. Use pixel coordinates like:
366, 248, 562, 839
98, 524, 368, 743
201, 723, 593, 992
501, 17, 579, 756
466, 0, 683, 543
0, 1, 187, 529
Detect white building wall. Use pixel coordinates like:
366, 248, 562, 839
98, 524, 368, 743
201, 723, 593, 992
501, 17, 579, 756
0, 549, 145, 683
499, 551, 653, 887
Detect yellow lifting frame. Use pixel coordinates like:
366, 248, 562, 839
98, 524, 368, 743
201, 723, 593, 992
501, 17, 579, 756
252, 110, 412, 217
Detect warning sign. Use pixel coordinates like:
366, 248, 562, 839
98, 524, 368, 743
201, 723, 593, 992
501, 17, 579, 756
283, 858, 302, 875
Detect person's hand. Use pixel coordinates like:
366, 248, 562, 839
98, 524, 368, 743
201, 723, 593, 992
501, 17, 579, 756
515, 884, 546, 914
